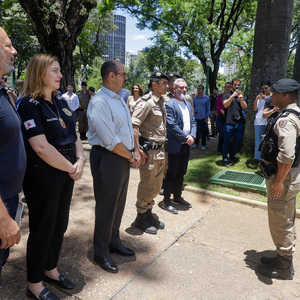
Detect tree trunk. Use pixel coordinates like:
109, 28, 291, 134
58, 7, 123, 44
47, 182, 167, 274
241, 0, 294, 155
293, 28, 300, 105
18, 0, 97, 92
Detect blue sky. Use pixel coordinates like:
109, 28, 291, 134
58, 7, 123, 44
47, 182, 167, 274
114, 9, 154, 54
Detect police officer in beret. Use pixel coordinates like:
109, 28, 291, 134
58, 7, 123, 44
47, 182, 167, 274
77, 81, 90, 140
132, 71, 169, 234
165, 72, 181, 101
257, 78, 300, 280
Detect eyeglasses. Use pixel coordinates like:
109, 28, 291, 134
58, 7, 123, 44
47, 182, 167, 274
115, 72, 126, 78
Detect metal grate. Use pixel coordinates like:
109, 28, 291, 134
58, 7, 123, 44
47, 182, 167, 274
209, 170, 266, 191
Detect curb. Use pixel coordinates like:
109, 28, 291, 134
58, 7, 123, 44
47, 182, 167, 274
184, 185, 300, 218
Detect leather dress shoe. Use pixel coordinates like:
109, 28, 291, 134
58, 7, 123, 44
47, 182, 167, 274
26, 287, 60, 300
109, 245, 135, 256
162, 202, 178, 214
173, 197, 192, 208
94, 254, 118, 273
44, 275, 75, 289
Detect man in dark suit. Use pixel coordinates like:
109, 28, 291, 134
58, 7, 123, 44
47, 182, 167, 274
162, 78, 197, 214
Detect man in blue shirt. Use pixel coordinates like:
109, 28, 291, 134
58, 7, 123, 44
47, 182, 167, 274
0, 27, 26, 278
193, 85, 210, 151
87, 59, 141, 273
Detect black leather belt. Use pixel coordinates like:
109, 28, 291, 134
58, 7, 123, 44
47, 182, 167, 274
92, 145, 134, 152
55, 143, 75, 152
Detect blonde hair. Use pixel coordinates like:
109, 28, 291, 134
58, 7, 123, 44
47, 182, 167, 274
22, 54, 59, 99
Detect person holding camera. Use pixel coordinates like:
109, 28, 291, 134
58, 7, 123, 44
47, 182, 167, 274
222, 78, 247, 167
257, 79, 300, 280
253, 81, 271, 161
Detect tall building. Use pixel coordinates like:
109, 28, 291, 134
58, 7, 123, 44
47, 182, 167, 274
103, 15, 126, 64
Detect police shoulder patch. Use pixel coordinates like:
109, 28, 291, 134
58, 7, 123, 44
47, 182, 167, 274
62, 108, 72, 116
279, 120, 288, 128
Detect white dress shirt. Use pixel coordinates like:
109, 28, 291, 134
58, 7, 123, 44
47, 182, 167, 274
62, 92, 80, 112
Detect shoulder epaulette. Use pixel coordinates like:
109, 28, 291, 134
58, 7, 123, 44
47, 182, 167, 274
281, 109, 300, 120
141, 94, 151, 101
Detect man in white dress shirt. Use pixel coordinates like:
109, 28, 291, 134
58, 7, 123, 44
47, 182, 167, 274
62, 84, 79, 121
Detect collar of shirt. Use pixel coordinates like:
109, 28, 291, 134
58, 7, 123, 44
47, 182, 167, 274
101, 86, 122, 100
150, 91, 164, 103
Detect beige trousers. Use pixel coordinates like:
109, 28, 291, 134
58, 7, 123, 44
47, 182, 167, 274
266, 174, 297, 257
136, 150, 165, 213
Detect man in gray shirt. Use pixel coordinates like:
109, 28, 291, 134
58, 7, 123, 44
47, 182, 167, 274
87, 59, 140, 273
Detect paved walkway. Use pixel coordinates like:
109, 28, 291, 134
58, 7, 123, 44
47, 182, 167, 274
1, 138, 300, 299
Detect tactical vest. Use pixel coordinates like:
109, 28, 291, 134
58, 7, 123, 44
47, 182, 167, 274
259, 109, 300, 167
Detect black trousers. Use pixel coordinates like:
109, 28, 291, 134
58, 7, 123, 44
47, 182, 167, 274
195, 119, 207, 147
90, 146, 130, 257
23, 149, 75, 283
0, 194, 18, 275
164, 144, 190, 201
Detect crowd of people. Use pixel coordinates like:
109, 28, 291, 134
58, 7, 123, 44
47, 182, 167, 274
1, 26, 300, 300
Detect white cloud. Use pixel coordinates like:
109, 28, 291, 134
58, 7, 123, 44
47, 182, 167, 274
131, 34, 149, 41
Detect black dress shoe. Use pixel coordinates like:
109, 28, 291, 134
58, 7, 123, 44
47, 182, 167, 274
26, 287, 60, 300
94, 254, 118, 273
173, 197, 192, 208
162, 202, 178, 214
109, 245, 135, 256
44, 275, 75, 289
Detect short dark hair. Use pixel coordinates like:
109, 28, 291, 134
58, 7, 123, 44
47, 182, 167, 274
150, 77, 162, 88
101, 59, 118, 81
261, 80, 271, 87
289, 90, 298, 101
232, 78, 241, 84
197, 85, 204, 89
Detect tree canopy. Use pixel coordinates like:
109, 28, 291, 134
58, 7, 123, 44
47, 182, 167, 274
18, 0, 99, 91
117, 0, 257, 94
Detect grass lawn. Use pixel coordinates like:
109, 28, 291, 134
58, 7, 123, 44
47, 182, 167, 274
185, 150, 300, 209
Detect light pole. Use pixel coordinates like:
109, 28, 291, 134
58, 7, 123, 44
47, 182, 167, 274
205, 59, 212, 95
81, 64, 89, 81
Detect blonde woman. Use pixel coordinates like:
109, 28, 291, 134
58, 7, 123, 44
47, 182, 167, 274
18, 54, 84, 300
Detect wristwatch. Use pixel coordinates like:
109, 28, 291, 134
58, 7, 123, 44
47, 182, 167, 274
128, 152, 135, 163
77, 157, 86, 164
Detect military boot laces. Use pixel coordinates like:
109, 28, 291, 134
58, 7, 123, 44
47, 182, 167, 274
133, 212, 157, 234
146, 209, 165, 229
257, 255, 294, 280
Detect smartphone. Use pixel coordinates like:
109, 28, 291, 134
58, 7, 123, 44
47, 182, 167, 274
261, 89, 265, 94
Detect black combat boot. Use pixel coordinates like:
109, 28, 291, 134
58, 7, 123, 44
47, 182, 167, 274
146, 209, 165, 230
133, 212, 157, 234
257, 254, 294, 280
260, 255, 277, 264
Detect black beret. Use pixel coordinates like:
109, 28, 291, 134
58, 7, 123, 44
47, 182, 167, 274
168, 72, 181, 80
88, 86, 95, 92
272, 79, 300, 93
150, 71, 169, 81
81, 81, 87, 86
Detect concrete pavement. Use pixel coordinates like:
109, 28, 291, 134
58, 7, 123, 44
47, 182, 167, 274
1, 138, 300, 299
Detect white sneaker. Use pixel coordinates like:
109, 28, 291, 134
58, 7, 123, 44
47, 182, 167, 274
201, 146, 205, 151
192, 144, 199, 149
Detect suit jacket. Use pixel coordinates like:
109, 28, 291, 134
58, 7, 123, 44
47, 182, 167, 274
165, 98, 197, 154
